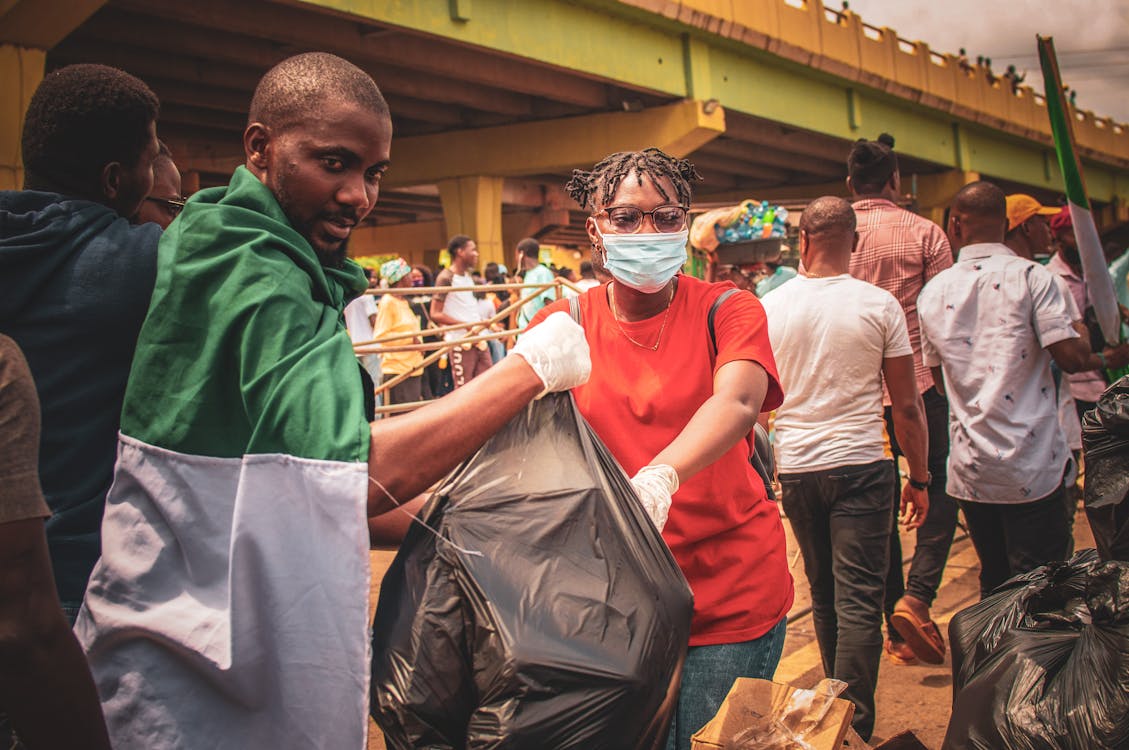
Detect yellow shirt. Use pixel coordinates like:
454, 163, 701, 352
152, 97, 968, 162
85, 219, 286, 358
373, 294, 425, 377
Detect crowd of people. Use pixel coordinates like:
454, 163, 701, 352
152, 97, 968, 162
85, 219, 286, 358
1, 49, 1128, 750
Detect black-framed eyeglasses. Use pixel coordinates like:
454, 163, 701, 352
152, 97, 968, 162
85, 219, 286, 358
595, 204, 688, 234
146, 196, 186, 217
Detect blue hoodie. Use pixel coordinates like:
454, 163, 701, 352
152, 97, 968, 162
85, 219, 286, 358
0, 190, 160, 614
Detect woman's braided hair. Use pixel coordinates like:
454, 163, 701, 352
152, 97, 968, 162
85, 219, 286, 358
566, 147, 701, 211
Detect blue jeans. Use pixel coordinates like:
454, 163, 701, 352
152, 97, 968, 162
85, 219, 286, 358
664, 617, 787, 750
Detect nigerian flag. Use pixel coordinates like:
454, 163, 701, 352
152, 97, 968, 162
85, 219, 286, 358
75, 166, 375, 749
1039, 35, 1122, 346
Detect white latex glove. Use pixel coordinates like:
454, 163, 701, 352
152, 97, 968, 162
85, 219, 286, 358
510, 311, 592, 397
630, 464, 679, 531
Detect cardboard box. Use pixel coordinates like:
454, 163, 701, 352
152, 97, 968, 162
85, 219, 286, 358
691, 678, 855, 750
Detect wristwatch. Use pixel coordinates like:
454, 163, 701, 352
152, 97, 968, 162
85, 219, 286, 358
908, 473, 931, 490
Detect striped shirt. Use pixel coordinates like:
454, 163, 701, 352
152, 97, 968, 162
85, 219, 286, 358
849, 198, 953, 401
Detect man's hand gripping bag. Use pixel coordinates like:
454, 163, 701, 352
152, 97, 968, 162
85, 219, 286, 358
371, 393, 694, 749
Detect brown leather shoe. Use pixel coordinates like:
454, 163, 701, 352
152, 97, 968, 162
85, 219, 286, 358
885, 637, 919, 666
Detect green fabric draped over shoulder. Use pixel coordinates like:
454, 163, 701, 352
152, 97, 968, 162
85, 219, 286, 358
120, 166, 370, 463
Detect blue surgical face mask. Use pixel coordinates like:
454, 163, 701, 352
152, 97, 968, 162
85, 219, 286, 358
596, 227, 688, 293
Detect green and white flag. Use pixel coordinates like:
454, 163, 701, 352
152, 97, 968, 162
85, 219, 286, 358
1038, 35, 1122, 345
75, 166, 374, 749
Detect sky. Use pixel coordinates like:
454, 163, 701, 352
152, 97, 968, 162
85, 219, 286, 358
845, 0, 1129, 123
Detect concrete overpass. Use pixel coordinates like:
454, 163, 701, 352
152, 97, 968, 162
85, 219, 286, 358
4, 0, 1128, 267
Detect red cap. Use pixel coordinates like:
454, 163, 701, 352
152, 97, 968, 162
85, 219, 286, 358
1050, 208, 1073, 232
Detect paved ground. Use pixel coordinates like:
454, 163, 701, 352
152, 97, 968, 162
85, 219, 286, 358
366, 505, 1097, 749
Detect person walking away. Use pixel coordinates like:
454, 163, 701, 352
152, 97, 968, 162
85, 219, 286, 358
918, 182, 1129, 598
762, 197, 929, 741
845, 133, 955, 666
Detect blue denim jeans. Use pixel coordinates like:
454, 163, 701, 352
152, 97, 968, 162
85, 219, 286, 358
664, 617, 787, 750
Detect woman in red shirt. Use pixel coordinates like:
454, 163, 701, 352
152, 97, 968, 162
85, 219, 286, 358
529, 148, 793, 750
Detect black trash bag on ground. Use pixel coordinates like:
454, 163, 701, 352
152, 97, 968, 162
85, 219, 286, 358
943, 549, 1129, 750
1082, 375, 1129, 561
371, 393, 694, 749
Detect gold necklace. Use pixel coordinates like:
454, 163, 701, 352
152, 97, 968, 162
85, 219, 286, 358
608, 282, 676, 351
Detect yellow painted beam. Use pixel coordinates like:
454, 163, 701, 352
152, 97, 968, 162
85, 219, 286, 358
438, 175, 506, 267
0, 0, 106, 49
0, 44, 43, 190
912, 169, 979, 227
384, 99, 725, 189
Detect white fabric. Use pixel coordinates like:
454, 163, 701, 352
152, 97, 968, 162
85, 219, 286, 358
629, 463, 678, 531
918, 243, 1078, 504
510, 311, 591, 396
441, 272, 482, 341
343, 294, 377, 344
1047, 252, 1107, 403
762, 274, 912, 472
76, 436, 371, 750
575, 279, 601, 292
1050, 273, 1083, 452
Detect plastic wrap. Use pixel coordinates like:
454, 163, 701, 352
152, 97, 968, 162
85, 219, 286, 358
727, 679, 848, 750
943, 549, 1129, 750
1081, 375, 1129, 561
371, 393, 694, 749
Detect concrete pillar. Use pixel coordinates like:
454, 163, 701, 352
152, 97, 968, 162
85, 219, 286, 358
437, 175, 506, 268
912, 169, 979, 227
0, 44, 45, 190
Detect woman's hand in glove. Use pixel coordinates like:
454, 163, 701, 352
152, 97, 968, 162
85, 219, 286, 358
630, 464, 679, 531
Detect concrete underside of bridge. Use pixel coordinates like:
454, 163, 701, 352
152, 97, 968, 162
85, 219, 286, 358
3, 0, 1127, 265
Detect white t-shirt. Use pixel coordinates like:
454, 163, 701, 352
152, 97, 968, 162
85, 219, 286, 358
343, 294, 377, 344
435, 270, 482, 341
762, 274, 912, 472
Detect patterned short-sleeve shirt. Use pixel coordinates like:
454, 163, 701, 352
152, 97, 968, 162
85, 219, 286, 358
918, 243, 1077, 504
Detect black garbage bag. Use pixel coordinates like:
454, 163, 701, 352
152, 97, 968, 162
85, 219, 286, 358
371, 393, 694, 749
1082, 375, 1129, 561
943, 549, 1129, 750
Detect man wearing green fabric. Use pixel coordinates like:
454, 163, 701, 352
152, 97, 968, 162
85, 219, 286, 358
516, 237, 558, 329
75, 52, 590, 750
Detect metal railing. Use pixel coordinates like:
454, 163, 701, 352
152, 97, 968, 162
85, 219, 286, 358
352, 278, 581, 415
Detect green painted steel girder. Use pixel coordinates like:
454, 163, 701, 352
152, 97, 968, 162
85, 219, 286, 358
302, 0, 1127, 202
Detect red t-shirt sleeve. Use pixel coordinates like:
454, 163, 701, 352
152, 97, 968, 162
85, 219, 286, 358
711, 290, 785, 412
525, 297, 570, 331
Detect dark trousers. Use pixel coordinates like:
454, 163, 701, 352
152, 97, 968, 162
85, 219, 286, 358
959, 486, 1071, 597
382, 373, 422, 411
883, 387, 959, 625
449, 346, 492, 388
779, 460, 895, 741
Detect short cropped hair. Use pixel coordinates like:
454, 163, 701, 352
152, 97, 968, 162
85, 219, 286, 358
448, 234, 473, 254
800, 196, 857, 237
22, 64, 159, 194
952, 181, 1007, 221
248, 52, 389, 133
847, 133, 898, 192
517, 238, 540, 259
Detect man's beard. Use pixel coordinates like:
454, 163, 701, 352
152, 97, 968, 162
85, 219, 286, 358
316, 238, 349, 269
